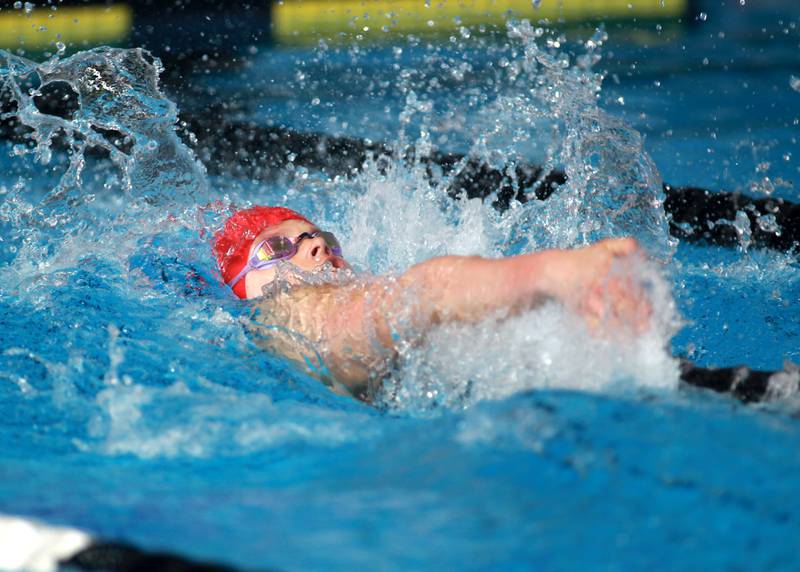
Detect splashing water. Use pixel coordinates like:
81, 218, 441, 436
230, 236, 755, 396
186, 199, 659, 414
281, 26, 680, 413
0, 24, 683, 437
1, 47, 207, 206
0, 47, 214, 312
473, 22, 672, 257
325, 23, 674, 275
328, 23, 672, 259
379, 260, 680, 413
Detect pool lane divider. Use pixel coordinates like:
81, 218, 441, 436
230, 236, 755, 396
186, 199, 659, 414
272, 0, 690, 44
0, 0, 693, 53
0, 5, 133, 51
0, 98, 794, 252
678, 360, 800, 403
180, 116, 800, 253
0, 514, 246, 572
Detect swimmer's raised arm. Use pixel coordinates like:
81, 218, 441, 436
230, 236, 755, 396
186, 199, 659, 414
392, 236, 644, 329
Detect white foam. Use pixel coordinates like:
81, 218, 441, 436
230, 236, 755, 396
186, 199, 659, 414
0, 514, 90, 572
456, 396, 559, 451
380, 258, 681, 413
337, 161, 503, 274
766, 363, 800, 402
84, 381, 377, 459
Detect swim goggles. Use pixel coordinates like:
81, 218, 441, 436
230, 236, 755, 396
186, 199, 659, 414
227, 230, 343, 288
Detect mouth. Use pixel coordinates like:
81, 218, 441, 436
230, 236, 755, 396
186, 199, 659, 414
315, 257, 347, 272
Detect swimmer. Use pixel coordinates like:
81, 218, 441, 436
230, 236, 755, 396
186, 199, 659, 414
213, 205, 651, 400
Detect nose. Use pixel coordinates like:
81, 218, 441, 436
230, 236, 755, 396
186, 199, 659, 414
306, 235, 331, 260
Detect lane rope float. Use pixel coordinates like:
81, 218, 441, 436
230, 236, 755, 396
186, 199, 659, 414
0, 515, 244, 572
180, 115, 800, 253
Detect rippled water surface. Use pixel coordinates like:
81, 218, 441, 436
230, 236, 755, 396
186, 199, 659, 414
1, 1, 800, 570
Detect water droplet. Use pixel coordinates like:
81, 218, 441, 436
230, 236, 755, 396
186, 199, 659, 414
756, 213, 779, 233
790, 75, 800, 92
733, 211, 752, 251
24, 1, 34, 14
699, 12, 707, 21
531, 0, 542, 8
55, 41, 65, 55
739, 0, 745, 5
13, 1, 22, 9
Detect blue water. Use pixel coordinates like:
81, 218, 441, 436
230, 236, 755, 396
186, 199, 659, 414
1, 1, 800, 570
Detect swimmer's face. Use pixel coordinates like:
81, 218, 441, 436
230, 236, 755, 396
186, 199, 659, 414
244, 219, 348, 299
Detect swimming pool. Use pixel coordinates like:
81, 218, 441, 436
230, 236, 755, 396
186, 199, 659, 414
1, 1, 800, 570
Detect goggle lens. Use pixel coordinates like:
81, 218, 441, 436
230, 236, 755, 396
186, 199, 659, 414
318, 231, 343, 256
257, 236, 295, 261
254, 231, 342, 264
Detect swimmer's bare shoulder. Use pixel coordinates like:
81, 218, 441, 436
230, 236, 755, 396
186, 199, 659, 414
250, 238, 650, 401
250, 278, 397, 399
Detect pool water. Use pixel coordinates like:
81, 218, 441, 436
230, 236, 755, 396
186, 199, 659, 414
1, 1, 800, 570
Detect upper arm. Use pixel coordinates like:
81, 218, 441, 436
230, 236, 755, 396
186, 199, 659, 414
394, 254, 548, 323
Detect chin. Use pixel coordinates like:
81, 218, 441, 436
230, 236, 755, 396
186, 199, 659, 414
311, 261, 334, 274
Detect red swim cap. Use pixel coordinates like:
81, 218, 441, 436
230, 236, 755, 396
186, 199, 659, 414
213, 205, 309, 299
